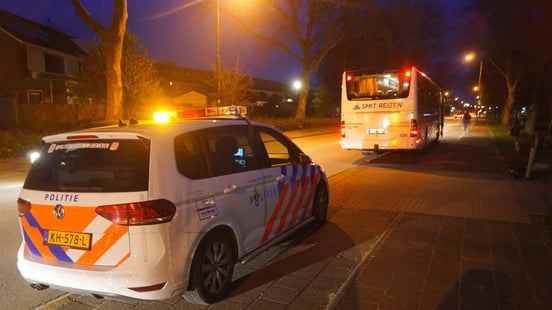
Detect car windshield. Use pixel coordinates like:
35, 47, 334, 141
24, 139, 150, 193
346, 71, 410, 100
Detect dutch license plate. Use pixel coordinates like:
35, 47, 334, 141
46, 230, 92, 250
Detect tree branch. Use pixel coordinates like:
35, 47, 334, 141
488, 58, 510, 84
232, 13, 303, 62
112, 0, 128, 38
70, 0, 107, 36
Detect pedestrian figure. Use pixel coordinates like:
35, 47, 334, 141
462, 110, 471, 133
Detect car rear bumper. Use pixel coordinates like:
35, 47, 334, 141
17, 244, 181, 300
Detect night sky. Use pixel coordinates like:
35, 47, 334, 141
0, 0, 479, 100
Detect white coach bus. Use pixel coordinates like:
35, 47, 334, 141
340, 67, 443, 152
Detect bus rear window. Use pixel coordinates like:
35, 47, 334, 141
346, 72, 410, 100
24, 139, 150, 193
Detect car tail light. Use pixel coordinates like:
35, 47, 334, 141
18, 198, 31, 217
95, 199, 176, 226
340, 121, 346, 138
410, 119, 419, 137
128, 282, 166, 292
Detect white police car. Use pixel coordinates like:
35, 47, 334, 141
17, 117, 329, 304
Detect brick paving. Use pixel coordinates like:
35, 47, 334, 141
337, 123, 552, 310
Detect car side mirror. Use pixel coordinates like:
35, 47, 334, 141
297, 153, 312, 165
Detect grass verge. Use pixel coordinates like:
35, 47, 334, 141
251, 117, 338, 131
0, 130, 44, 159
488, 124, 516, 160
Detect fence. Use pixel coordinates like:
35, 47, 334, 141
0, 96, 106, 130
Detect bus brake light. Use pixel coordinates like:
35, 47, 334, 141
410, 119, 418, 137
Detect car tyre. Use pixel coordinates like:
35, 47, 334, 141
312, 183, 329, 225
183, 230, 236, 305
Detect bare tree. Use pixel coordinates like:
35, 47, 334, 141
70, 0, 128, 121
235, 0, 355, 120
79, 33, 162, 119
207, 60, 252, 107
121, 34, 163, 119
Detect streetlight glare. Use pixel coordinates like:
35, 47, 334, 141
473, 85, 480, 92
444, 91, 450, 97
464, 52, 476, 62
29, 151, 41, 164
292, 80, 302, 91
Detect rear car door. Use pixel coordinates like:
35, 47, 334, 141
256, 127, 316, 244
19, 138, 149, 267
201, 125, 266, 255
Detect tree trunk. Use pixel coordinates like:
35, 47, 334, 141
501, 82, 516, 126
295, 71, 311, 121
104, 39, 124, 121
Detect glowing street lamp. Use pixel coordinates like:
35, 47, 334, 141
463, 51, 484, 106
444, 91, 450, 97
454, 97, 459, 101
464, 52, 476, 63
292, 80, 303, 91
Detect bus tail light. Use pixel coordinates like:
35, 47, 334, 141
340, 121, 346, 138
96, 199, 176, 226
410, 119, 419, 137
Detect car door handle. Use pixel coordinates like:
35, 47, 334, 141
223, 184, 238, 194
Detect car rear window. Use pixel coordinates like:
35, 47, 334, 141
24, 139, 150, 193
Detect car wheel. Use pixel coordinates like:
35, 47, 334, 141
312, 184, 329, 225
183, 231, 236, 304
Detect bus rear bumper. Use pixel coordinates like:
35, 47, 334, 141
340, 138, 422, 151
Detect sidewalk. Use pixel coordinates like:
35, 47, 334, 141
336, 122, 552, 310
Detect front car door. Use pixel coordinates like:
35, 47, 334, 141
255, 126, 316, 244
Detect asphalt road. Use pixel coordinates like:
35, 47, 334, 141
0, 127, 372, 309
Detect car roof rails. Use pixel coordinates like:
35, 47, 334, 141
187, 115, 251, 124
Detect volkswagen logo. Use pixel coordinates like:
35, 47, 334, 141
53, 204, 65, 220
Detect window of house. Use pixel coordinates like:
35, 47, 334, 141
203, 126, 259, 177
174, 132, 209, 179
27, 90, 42, 104
44, 53, 65, 74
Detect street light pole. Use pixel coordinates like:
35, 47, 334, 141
216, 0, 222, 113
478, 60, 483, 107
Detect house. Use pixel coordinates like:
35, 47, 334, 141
0, 9, 87, 105
156, 63, 295, 116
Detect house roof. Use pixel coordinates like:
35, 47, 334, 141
157, 63, 289, 95
0, 9, 86, 57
